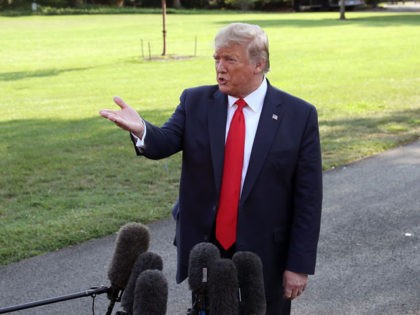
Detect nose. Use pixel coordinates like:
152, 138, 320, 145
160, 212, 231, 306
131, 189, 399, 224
216, 60, 226, 73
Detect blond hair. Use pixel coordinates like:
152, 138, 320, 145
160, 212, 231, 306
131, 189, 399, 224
214, 23, 270, 73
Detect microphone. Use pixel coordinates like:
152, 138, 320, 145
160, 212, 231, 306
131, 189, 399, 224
187, 242, 221, 314
106, 222, 150, 315
133, 269, 168, 315
232, 251, 266, 315
121, 251, 163, 314
208, 258, 239, 315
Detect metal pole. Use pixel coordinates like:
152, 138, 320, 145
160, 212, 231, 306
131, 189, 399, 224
0, 286, 109, 314
148, 42, 152, 60
194, 35, 197, 57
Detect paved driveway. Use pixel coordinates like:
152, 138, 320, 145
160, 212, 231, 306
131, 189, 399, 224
1, 140, 419, 314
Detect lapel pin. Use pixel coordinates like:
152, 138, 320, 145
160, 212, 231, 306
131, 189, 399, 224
272, 114, 278, 120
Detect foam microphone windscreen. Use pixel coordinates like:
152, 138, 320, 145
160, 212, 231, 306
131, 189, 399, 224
232, 251, 266, 315
107, 222, 150, 289
121, 251, 163, 314
188, 242, 221, 293
208, 258, 239, 315
133, 269, 168, 315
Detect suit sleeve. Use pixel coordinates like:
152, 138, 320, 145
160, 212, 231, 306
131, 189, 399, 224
131, 90, 188, 159
287, 105, 323, 275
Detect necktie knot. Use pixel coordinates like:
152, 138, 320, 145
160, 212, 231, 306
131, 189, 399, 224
235, 98, 247, 110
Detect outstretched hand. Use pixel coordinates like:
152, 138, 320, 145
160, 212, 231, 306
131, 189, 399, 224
99, 96, 144, 138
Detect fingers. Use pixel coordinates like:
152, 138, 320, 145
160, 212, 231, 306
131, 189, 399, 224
113, 96, 128, 109
284, 287, 304, 300
283, 270, 308, 300
99, 109, 122, 126
99, 97, 142, 134
99, 96, 128, 122
99, 109, 114, 119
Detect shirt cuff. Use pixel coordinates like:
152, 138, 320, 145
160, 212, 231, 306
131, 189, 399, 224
132, 120, 147, 148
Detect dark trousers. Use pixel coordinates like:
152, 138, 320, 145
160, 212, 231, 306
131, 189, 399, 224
266, 297, 291, 315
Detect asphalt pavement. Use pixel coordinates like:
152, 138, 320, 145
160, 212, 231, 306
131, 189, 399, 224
1, 139, 419, 315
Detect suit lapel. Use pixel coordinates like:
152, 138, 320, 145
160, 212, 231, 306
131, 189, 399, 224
208, 90, 228, 196
241, 85, 285, 204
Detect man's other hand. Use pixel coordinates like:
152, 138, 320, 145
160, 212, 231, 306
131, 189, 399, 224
283, 270, 308, 300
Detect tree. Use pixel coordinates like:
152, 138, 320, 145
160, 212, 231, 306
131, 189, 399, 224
339, 0, 346, 20
161, 0, 167, 56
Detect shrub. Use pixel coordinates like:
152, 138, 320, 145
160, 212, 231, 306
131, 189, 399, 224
224, 0, 256, 9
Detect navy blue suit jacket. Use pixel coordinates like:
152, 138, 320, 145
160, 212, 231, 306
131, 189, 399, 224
134, 82, 323, 302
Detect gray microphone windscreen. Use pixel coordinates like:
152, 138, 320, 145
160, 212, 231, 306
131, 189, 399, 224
208, 258, 239, 315
121, 251, 163, 313
107, 222, 150, 289
188, 242, 220, 293
133, 269, 168, 315
233, 251, 266, 315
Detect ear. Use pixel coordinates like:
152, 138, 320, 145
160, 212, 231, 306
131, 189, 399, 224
253, 60, 266, 74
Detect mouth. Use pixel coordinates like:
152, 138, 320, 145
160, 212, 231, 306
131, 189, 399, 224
217, 76, 227, 85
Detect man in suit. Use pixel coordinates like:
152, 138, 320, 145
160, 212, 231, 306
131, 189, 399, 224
100, 22, 322, 314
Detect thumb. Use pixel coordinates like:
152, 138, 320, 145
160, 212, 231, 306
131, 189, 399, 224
113, 96, 128, 109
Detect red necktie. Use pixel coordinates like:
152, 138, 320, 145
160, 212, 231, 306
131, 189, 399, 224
216, 98, 247, 250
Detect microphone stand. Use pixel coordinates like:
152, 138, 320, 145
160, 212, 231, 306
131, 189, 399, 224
187, 293, 208, 315
0, 286, 116, 314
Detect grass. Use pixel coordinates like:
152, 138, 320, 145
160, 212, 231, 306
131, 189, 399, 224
0, 11, 419, 265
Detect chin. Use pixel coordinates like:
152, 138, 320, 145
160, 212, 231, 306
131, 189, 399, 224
218, 85, 231, 95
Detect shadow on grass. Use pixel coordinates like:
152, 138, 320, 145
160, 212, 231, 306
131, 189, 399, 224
217, 13, 420, 28
1, 107, 418, 174
0, 107, 174, 195
318, 107, 420, 168
320, 107, 420, 135
0, 67, 89, 82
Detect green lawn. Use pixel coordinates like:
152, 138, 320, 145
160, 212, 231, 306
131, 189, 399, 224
0, 11, 419, 265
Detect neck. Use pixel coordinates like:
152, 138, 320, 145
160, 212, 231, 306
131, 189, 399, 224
237, 75, 265, 99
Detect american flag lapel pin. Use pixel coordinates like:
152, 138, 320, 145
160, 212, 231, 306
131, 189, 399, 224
272, 114, 278, 120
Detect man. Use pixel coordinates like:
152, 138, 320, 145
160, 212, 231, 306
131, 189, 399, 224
100, 23, 322, 314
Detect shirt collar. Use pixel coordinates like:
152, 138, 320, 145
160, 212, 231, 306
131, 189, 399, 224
228, 77, 267, 113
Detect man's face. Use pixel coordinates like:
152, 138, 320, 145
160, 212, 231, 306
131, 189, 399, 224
214, 44, 263, 98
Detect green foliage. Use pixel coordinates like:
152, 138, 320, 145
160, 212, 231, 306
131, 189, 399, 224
178, 0, 212, 8
0, 12, 419, 265
224, 0, 257, 10
37, 0, 70, 7
134, 0, 162, 8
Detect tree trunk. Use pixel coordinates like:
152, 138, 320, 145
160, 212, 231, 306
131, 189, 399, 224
173, 0, 181, 8
339, 0, 346, 20
161, 0, 167, 56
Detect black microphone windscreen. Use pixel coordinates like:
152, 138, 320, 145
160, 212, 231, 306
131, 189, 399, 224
208, 258, 239, 315
188, 242, 221, 293
121, 251, 163, 313
133, 269, 168, 315
232, 251, 266, 315
107, 222, 150, 289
